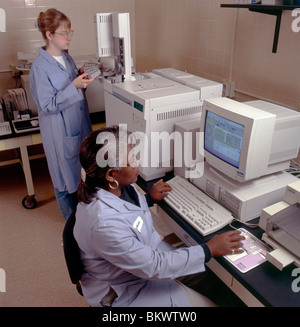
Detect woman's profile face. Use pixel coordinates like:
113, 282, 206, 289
49, 22, 72, 51
113, 146, 139, 188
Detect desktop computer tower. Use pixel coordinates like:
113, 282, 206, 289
190, 162, 298, 222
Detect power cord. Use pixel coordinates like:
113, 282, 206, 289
229, 217, 259, 231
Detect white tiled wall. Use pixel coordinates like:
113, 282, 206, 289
135, 0, 300, 110
0, 0, 135, 95
232, 6, 300, 108
135, 0, 235, 83
0, 0, 300, 110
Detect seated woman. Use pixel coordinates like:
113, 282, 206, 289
74, 125, 244, 307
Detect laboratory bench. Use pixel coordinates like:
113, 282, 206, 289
0, 127, 42, 209
137, 174, 300, 307
0, 121, 105, 209
2, 124, 298, 306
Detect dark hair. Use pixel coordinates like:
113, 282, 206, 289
37, 8, 71, 41
77, 125, 127, 204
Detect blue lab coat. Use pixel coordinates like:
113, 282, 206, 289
29, 47, 92, 193
74, 185, 207, 307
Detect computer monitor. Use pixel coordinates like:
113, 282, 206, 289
201, 98, 300, 183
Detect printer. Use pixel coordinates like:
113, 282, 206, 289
259, 180, 300, 270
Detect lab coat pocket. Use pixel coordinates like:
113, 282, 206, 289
63, 132, 81, 160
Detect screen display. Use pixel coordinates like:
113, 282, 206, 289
204, 111, 245, 168
134, 101, 144, 112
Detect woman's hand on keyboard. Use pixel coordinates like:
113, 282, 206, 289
149, 179, 173, 203
206, 230, 245, 257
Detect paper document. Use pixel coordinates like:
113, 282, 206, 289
224, 228, 272, 273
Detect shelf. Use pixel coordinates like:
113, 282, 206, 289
220, 4, 299, 10
221, 4, 300, 53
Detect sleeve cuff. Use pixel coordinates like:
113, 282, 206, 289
145, 193, 154, 207
200, 243, 212, 263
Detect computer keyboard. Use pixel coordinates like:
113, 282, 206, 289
0, 121, 12, 136
164, 175, 233, 236
84, 63, 101, 79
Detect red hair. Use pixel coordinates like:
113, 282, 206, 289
37, 8, 71, 40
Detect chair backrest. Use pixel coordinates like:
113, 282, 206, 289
62, 209, 84, 285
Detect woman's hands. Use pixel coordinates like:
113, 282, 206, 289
73, 73, 94, 89
149, 179, 173, 203
79, 62, 88, 75
149, 180, 245, 257
206, 230, 245, 257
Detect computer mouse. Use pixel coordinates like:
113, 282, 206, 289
30, 119, 39, 127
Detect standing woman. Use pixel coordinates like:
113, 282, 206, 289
30, 8, 94, 220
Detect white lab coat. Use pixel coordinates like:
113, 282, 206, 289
29, 47, 92, 193
74, 185, 207, 307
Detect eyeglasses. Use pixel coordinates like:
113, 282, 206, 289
54, 30, 74, 39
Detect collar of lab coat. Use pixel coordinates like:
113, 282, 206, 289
96, 185, 147, 213
39, 46, 71, 70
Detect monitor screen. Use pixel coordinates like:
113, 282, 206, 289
204, 111, 245, 169
200, 98, 300, 182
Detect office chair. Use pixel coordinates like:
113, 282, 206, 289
62, 209, 84, 296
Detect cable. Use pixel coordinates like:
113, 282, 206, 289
229, 217, 259, 231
